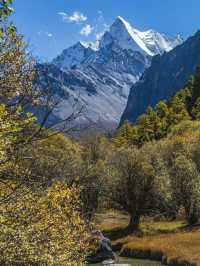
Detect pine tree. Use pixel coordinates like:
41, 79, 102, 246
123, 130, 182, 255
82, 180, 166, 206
113, 120, 138, 146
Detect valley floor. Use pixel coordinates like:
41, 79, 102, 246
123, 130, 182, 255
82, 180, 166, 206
95, 211, 200, 266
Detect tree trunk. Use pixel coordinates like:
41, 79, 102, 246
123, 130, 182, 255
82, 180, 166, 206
186, 202, 199, 226
127, 214, 140, 233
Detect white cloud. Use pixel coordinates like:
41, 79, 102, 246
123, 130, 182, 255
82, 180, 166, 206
58, 11, 87, 23
80, 24, 93, 36
58, 12, 67, 17
46, 32, 53, 38
37, 31, 53, 38
96, 31, 104, 40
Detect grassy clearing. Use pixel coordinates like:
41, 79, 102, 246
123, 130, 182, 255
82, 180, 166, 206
95, 210, 129, 232
118, 230, 200, 265
95, 210, 200, 265
95, 210, 185, 236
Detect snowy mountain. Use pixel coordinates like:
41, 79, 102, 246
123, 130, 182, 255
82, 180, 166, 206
99, 16, 181, 56
52, 41, 94, 70
38, 16, 182, 128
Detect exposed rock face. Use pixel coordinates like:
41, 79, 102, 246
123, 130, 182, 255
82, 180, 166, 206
120, 30, 200, 125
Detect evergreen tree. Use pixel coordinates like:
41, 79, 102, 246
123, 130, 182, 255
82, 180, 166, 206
113, 120, 138, 146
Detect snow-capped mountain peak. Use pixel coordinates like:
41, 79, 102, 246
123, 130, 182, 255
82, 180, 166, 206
138, 30, 183, 55
52, 41, 95, 70
100, 16, 182, 56
100, 16, 153, 55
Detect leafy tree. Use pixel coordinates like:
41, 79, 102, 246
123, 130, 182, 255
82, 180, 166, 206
0, 181, 89, 265
192, 97, 200, 119
80, 135, 107, 220
0, 0, 13, 19
13, 133, 83, 186
0, 26, 40, 186
188, 67, 200, 114
0, 0, 13, 38
0, 4, 92, 265
158, 121, 200, 225
107, 146, 156, 232
171, 153, 200, 225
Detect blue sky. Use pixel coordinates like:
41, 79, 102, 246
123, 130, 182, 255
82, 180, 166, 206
12, 0, 200, 61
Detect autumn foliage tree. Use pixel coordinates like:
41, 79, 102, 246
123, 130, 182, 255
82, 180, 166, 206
0, 181, 89, 265
0, 3, 90, 265
161, 121, 200, 225
107, 146, 157, 232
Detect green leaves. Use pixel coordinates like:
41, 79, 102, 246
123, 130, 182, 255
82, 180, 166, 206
0, 0, 14, 39
0, 0, 13, 19
7, 23, 16, 34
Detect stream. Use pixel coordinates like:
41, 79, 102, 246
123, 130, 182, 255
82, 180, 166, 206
88, 256, 162, 266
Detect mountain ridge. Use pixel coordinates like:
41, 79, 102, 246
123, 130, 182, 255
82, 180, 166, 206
120, 30, 200, 125
53, 16, 182, 71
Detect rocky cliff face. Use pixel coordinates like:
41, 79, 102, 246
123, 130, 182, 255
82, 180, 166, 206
120, 30, 200, 125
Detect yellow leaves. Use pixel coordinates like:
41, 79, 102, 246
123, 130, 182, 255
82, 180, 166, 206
0, 103, 36, 170
0, 181, 89, 265
0, 13, 91, 265
113, 120, 138, 147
